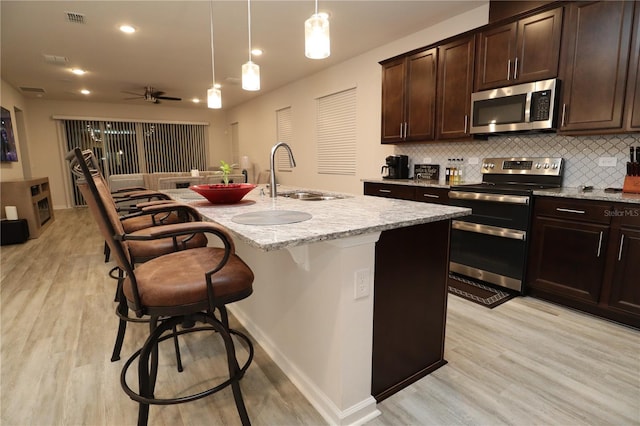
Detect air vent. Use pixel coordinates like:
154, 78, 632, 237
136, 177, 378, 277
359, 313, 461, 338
19, 87, 46, 97
65, 12, 86, 24
43, 54, 69, 65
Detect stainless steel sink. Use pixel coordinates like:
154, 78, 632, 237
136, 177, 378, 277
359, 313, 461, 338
279, 191, 346, 201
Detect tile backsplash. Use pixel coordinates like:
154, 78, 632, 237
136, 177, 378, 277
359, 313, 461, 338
395, 133, 640, 188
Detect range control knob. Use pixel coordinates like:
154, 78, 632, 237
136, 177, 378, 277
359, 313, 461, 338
551, 163, 559, 169
544, 163, 550, 169
489, 163, 495, 169
535, 163, 542, 169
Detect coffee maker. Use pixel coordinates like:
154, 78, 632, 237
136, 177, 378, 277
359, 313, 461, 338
381, 155, 409, 179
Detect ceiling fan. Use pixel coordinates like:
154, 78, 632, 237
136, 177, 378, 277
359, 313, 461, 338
122, 86, 182, 104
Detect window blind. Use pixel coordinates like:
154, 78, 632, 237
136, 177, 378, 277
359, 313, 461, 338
276, 107, 293, 171
316, 87, 357, 175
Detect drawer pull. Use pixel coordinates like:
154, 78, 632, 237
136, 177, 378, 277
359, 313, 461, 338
618, 235, 625, 261
378, 189, 392, 193
556, 208, 585, 214
596, 231, 603, 258
422, 193, 440, 198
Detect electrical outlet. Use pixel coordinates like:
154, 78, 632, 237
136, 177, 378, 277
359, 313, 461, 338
354, 268, 370, 300
598, 157, 617, 167
468, 157, 479, 165
422, 157, 432, 164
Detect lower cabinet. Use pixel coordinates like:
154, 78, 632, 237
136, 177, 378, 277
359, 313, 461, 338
364, 182, 449, 204
527, 197, 640, 328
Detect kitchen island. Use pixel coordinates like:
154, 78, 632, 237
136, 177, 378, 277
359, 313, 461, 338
164, 186, 470, 425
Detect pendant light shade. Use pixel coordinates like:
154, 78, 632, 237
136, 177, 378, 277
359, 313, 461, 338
207, 1, 221, 109
242, 0, 260, 91
305, 0, 330, 59
207, 87, 222, 108
305, 12, 330, 59
242, 60, 260, 91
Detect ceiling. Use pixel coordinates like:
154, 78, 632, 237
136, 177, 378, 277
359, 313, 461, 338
1, 1, 486, 110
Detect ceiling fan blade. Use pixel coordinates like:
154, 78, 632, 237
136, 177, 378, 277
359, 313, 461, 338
151, 91, 166, 97
156, 96, 182, 101
122, 91, 144, 96
124, 96, 144, 100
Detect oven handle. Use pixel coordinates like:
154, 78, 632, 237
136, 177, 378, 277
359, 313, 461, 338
452, 220, 527, 241
449, 191, 530, 205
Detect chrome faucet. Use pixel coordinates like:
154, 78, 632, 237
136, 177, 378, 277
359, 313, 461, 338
269, 142, 296, 197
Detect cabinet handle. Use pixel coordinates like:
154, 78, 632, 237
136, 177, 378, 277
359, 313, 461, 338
618, 234, 625, 261
378, 189, 392, 193
422, 193, 440, 198
507, 59, 511, 80
556, 208, 585, 214
403, 122, 407, 139
513, 57, 519, 80
399, 123, 403, 138
464, 114, 468, 134
561, 104, 567, 127
596, 231, 603, 258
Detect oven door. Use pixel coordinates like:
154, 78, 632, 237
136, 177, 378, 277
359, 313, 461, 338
448, 191, 531, 230
449, 221, 527, 292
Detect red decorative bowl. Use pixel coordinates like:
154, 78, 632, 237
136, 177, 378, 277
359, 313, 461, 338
189, 183, 257, 204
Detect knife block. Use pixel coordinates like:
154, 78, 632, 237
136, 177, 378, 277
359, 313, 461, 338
622, 176, 640, 194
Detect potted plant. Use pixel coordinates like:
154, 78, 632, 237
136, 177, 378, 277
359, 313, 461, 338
189, 160, 256, 204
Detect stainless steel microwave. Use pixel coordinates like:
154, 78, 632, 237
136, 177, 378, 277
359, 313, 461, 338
470, 78, 559, 134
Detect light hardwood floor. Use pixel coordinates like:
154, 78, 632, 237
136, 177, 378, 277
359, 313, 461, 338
1, 208, 639, 425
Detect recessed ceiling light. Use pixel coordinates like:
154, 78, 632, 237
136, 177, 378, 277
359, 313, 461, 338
80, 89, 90, 95
192, 98, 200, 103
119, 25, 136, 33
251, 48, 263, 56
71, 68, 86, 75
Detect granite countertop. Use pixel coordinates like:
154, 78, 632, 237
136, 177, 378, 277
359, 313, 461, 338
363, 178, 640, 205
533, 187, 640, 205
163, 185, 470, 251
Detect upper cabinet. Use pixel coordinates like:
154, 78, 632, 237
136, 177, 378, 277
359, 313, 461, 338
558, 1, 636, 134
475, 7, 563, 91
436, 34, 476, 140
380, 48, 437, 143
625, 3, 640, 131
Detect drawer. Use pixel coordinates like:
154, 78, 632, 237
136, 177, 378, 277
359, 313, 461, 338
415, 187, 449, 205
534, 197, 613, 224
364, 183, 415, 200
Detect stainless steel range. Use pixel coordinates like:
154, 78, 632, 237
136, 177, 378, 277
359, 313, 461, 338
448, 157, 564, 293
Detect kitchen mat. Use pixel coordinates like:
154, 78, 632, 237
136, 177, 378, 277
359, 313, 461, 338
448, 273, 517, 309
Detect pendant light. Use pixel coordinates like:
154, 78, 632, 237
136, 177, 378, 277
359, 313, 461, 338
242, 0, 260, 91
207, 0, 222, 108
305, 0, 330, 59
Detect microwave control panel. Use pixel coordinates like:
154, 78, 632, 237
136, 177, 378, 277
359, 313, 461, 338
530, 90, 551, 122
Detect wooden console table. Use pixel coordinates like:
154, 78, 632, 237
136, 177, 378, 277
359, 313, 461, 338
1, 177, 54, 238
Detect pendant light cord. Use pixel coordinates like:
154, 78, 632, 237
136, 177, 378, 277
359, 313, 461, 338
247, 0, 252, 62
315, 0, 318, 15
214, 0, 216, 88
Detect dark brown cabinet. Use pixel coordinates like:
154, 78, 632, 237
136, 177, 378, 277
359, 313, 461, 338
528, 197, 640, 328
475, 7, 562, 91
558, 1, 636, 133
436, 35, 475, 140
415, 186, 450, 205
527, 199, 611, 303
364, 182, 415, 200
372, 220, 450, 401
625, 2, 640, 130
604, 212, 640, 319
381, 48, 437, 143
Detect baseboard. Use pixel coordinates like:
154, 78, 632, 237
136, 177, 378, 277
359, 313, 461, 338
229, 305, 381, 426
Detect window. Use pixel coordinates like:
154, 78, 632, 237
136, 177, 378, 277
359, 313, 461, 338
275, 107, 293, 172
316, 87, 356, 175
61, 119, 207, 206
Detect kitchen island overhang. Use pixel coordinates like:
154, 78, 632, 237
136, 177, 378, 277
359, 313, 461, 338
165, 186, 470, 425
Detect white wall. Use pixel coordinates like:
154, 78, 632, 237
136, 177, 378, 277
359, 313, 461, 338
0, 80, 29, 181
226, 5, 490, 195
17, 98, 230, 209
